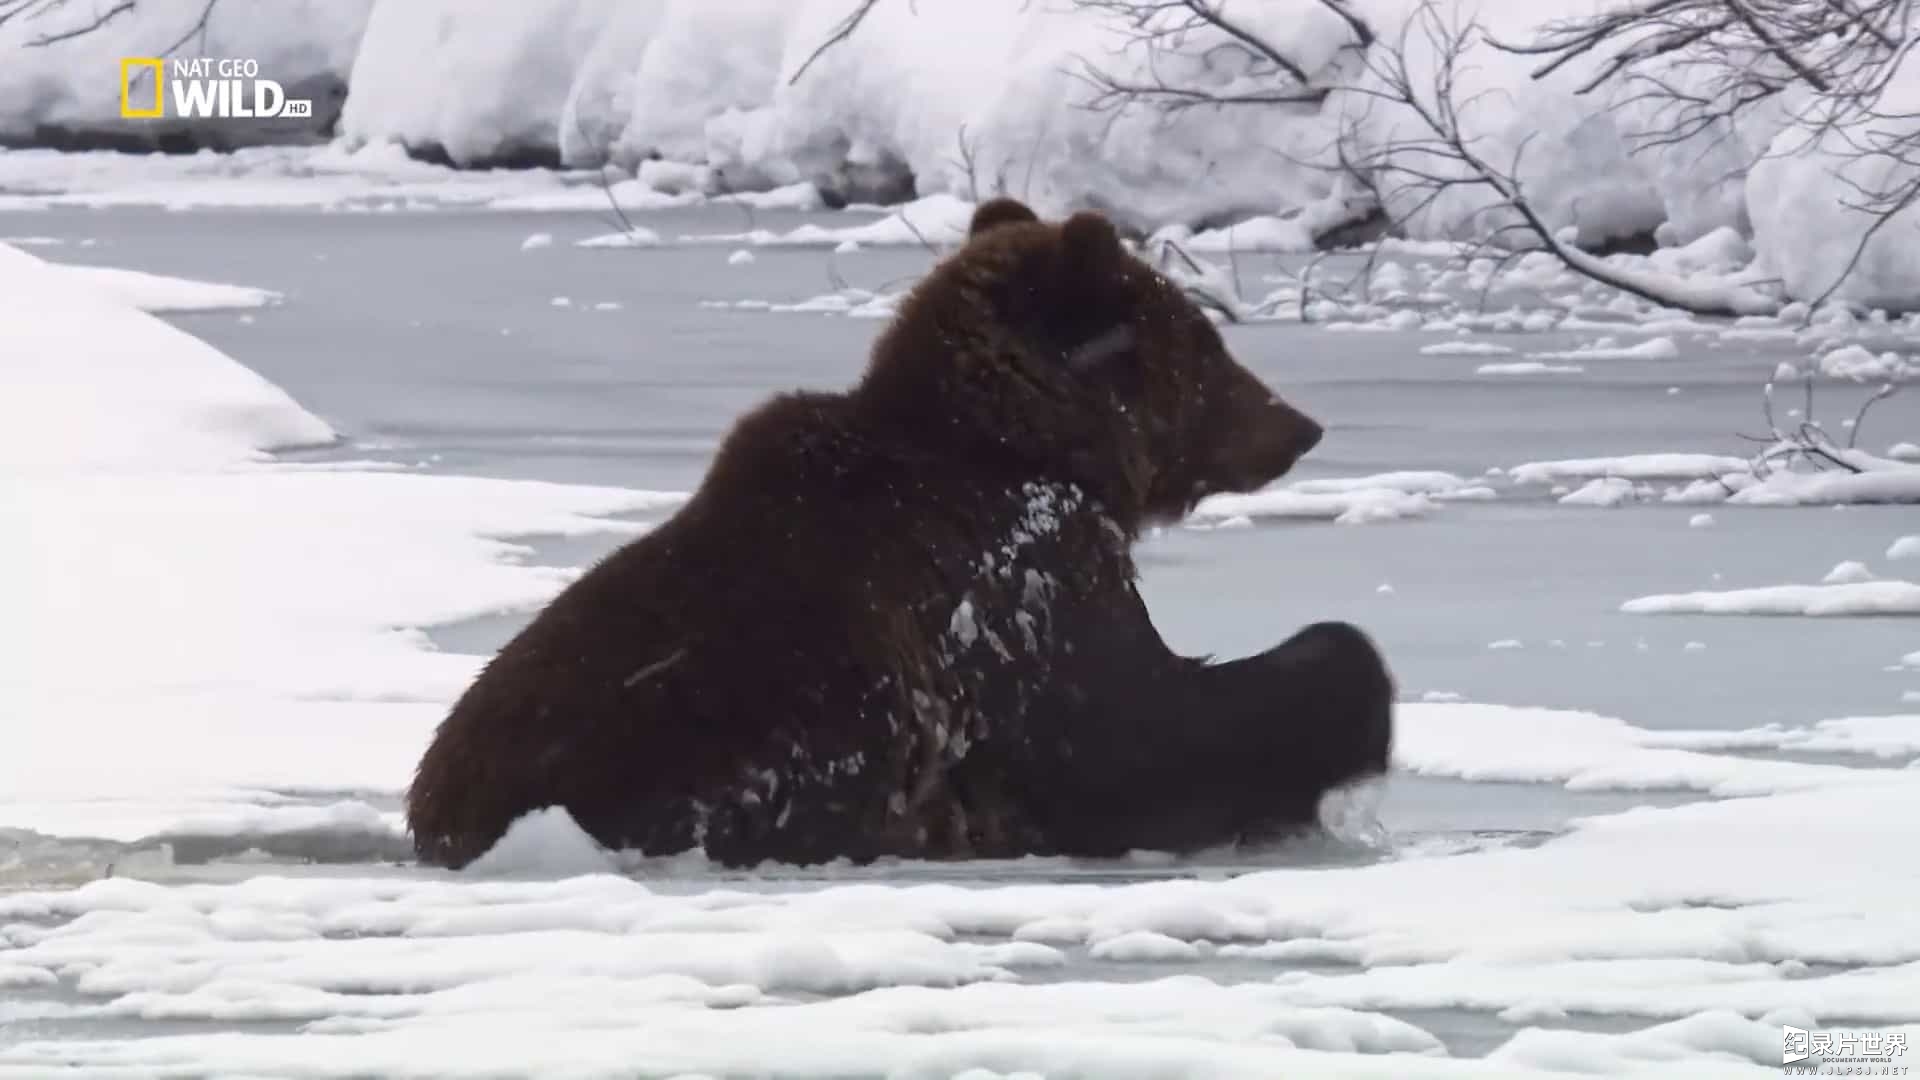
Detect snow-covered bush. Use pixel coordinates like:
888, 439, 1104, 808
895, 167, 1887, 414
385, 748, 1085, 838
1749, 72, 1920, 311
581, 0, 797, 176
5, 0, 1919, 309
339, 0, 615, 166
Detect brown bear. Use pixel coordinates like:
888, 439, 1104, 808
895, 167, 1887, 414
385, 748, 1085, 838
407, 197, 1394, 869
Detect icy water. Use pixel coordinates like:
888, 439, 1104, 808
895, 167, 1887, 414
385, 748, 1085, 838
30, 206, 1917, 729
6, 205, 1918, 1064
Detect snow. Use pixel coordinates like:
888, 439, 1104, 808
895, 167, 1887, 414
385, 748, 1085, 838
47, 264, 281, 313
1889, 536, 1920, 560
576, 226, 662, 249
1190, 487, 1436, 527
1505, 455, 1748, 485
1748, 52, 1920, 312
553, 1, 670, 168
1529, 337, 1680, 362
1651, 716, 1920, 761
1558, 477, 1648, 507
1086, 930, 1205, 962
1818, 344, 1917, 383
7, 700, 1920, 1075
566, 1, 798, 174
465, 807, 618, 877
1184, 470, 1512, 526
0, 243, 330, 472
1288, 471, 1472, 497
1821, 561, 1876, 586
661, 193, 977, 250
0, 144, 592, 212
1726, 468, 1920, 507
0, 240, 681, 839
340, 0, 617, 167
1394, 704, 1876, 796
1478, 362, 1583, 376
1622, 581, 1920, 617
707, 288, 902, 320
0, 0, 1911, 313
1421, 341, 1514, 357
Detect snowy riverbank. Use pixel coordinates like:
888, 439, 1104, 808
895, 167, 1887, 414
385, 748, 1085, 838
4, 0, 1919, 307
4, 217, 1920, 1074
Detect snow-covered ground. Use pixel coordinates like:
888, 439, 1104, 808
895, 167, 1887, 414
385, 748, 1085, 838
3, 195, 1919, 1075
1, 238, 678, 845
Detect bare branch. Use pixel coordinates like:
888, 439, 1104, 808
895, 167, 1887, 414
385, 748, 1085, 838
157, 0, 219, 57
23, 0, 133, 45
788, 0, 883, 87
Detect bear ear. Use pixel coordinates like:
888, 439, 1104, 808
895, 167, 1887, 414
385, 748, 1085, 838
1060, 210, 1123, 269
969, 197, 1039, 238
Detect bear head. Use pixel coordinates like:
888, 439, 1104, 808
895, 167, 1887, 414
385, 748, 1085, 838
857, 197, 1323, 529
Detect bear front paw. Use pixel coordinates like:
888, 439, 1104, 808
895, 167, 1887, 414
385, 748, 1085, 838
1263, 620, 1394, 782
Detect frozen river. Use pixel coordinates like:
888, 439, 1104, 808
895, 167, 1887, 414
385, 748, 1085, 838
4, 202, 1917, 1075
37, 206, 1916, 732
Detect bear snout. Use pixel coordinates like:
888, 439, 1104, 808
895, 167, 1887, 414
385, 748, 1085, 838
1282, 403, 1324, 457
1218, 398, 1323, 492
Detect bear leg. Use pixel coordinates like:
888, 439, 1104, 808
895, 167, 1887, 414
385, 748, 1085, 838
1038, 620, 1393, 856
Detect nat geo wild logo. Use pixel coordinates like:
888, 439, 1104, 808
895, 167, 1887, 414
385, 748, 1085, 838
118, 57, 311, 120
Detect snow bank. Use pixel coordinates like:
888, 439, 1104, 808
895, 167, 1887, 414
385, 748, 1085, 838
0, 243, 329, 472
760, 1, 1338, 228
1748, 54, 1920, 311
340, 0, 616, 167
594, 192, 977, 249
1622, 581, 1920, 616
1505, 454, 1748, 485
0, 144, 595, 212
1181, 471, 1501, 526
1, 0, 1915, 311
1478, 362, 1583, 375
1649, 715, 1920, 762
1817, 344, 1919, 383
1727, 467, 1920, 507
1395, 703, 1872, 796
553, 2, 669, 168
0, 0, 371, 149
1190, 486, 1437, 527
50, 264, 281, 313
567, 0, 798, 174
1529, 337, 1679, 362
1558, 477, 1648, 507
0, 240, 679, 840
1335, 0, 1667, 251
1422, 341, 1515, 357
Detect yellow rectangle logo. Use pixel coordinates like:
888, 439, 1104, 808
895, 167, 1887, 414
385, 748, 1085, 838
120, 57, 163, 119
